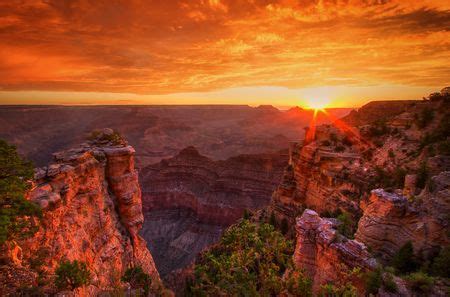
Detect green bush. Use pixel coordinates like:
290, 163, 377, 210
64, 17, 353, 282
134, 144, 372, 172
405, 272, 434, 293
383, 270, 398, 293
391, 242, 419, 274
431, 246, 450, 277
121, 266, 152, 296
286, 271, 313, 296
55, 260, 90, 290
188, 220, 309, 296
365, 267, 382, 295
319, 282, 357, 297
0, 139, 41, 244
337, 212, 355, 239
88, 130, 124, 145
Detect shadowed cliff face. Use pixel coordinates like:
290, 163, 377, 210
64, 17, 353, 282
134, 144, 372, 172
0, 132, 160, 295
139, 146, 288, 276
0, 105, 351, 168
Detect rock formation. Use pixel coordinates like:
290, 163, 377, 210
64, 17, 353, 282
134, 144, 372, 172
270, 131, 369, 235
1, 130, 159, 295
356, 187, 450, 261
293, 209, 376, 293
139, 146, 288, 276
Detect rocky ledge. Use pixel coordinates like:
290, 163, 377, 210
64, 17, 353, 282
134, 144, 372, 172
1, 129, 159, 295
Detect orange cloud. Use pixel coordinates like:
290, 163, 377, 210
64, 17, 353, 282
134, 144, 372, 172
0, 0, 449, 102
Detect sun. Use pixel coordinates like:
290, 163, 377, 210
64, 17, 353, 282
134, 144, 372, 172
306, 97, 331, 110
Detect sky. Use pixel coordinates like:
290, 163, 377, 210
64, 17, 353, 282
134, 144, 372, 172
0, 0, 449, 108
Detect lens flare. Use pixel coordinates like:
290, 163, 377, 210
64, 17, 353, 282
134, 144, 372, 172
306, 97, 331, 110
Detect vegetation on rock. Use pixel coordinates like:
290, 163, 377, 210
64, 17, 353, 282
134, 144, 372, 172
0, 139, 41, 244
391, 241, 419, 274
88, 129, 125, 145
121, 266, 152, 296
187, 219, 312, 296
430, 246, 450, 278
55, 260, 91, 290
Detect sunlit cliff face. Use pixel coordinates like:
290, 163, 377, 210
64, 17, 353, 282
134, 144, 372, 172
0, 0, 449, 106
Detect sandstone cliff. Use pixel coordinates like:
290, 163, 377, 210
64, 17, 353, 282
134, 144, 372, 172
270, 91, 450, 247
293, 209, 376, 293
1, 130, 159, 295
139, 146, 287, 277
356, 186, 450, 262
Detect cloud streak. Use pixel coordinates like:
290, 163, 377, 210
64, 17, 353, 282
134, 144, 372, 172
0, 0, 449, 99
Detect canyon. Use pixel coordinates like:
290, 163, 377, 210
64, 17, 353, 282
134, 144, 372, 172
1, 89, 449, 296
0, 105, 350, 168
139, 146, 288, 276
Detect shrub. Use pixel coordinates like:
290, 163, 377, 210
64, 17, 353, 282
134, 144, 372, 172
335, 145, 345, 153
55, 260, 90, 290
368, 120, 389, 137
416, 108, 434, 129
188, 220, 306, 296
88, 129, 124, 145
121, 266, 152, 296
365, 267, 382, 295
286, 270, 313, 296
393, 167, 407, 188
269, 211, 277, 227
337, 212, 355, 239
0, 139, 41, 244
391, 242, 419, 274
416, 163, 428, 189
243, 209, 251, 220
431, 246, 450, 277
405, 272, 434, 293
383, 271, 398, 293
319, 283, 357, 297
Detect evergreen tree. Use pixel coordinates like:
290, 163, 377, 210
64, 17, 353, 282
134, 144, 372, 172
0, 139, 41, 244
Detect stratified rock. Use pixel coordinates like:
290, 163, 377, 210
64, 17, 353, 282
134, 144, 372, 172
270, 134, 367, 235
293, 209, 376, 293
355, 188, 449, 261
139, 146, 288, 277
2, 131, 159, 294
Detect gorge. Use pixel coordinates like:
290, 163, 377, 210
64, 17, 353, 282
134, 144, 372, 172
1, 89, 449, 296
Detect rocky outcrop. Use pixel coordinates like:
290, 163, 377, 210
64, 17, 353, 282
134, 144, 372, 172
139, 146, 288, 277
293, 209, 376, 293
355, 187, 450, 261
1, 130, 159, 295
270, 134, 368, 235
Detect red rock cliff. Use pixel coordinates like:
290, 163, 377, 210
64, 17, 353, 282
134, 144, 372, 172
293, 209, 376, 293
1, 131, 159, 294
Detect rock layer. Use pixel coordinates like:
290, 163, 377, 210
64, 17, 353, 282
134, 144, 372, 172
355, 187, 450, 261
139, 146, 288, 276
293, 209, 376, 293
1, 134, 159, 294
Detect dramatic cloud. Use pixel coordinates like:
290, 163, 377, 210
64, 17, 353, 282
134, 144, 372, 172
0, 0, 449, 102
